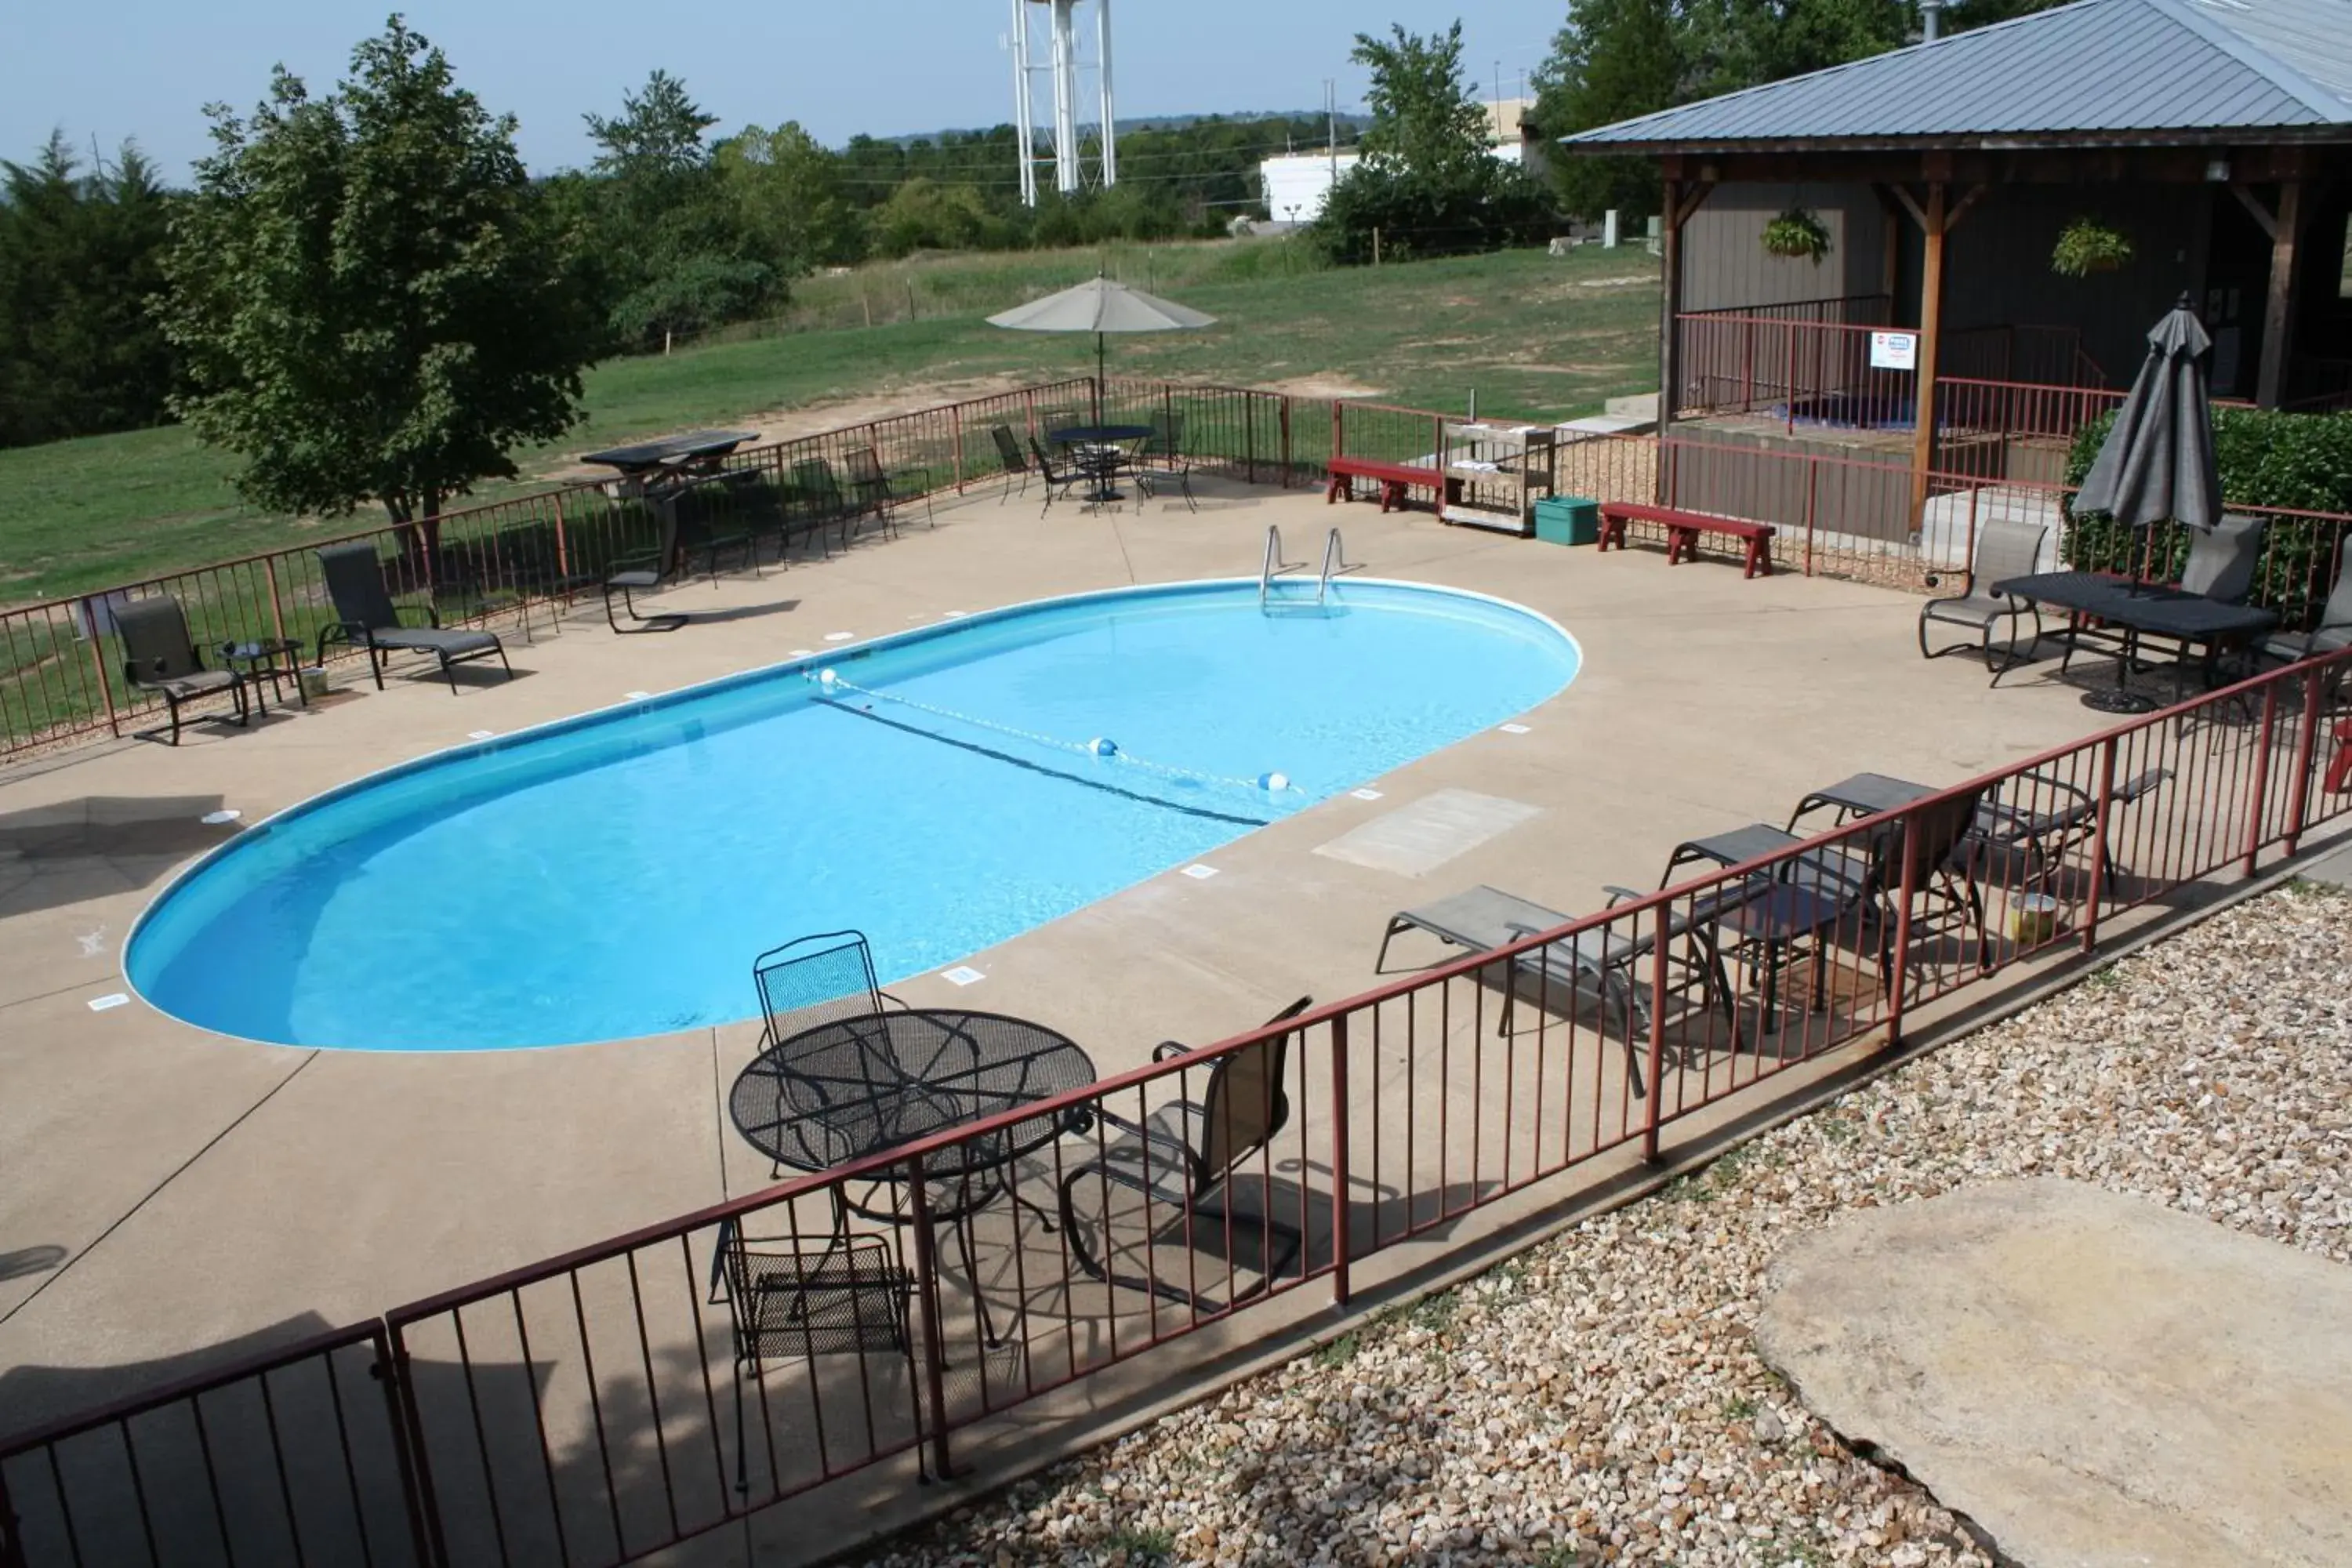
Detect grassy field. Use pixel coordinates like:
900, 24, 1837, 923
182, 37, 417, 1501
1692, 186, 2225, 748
0, 242, 1658, 604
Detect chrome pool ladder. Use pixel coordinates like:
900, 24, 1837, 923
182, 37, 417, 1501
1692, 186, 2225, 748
1315, 527, 1354, 606
1258, 525, 1302, 608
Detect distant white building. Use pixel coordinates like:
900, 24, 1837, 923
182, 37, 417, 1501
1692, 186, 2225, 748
1258, 151, 1363, 224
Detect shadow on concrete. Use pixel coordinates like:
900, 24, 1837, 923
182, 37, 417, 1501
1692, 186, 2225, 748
0, 1245, 67, 1283
0, 796, 243, 919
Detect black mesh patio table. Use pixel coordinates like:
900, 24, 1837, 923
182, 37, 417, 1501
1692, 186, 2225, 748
731, 1008, 1098, 1184
1994, 571, 2278, 706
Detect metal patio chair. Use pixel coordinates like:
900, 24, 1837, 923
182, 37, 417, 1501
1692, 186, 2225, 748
314, 541, 513, 695
1058, 997, 1313, 1312
989, 424, 1031, 503
1918, 518, 2047, 683
2177, 513, 2267, 604
707, 1219, 922, 1490
787, 457, 866, 553
600, 483, 694, 633
1027, 437, 1088, 517
844, 446, 934, 533
2254, 546, 2352, 666
114, 596, 249, 746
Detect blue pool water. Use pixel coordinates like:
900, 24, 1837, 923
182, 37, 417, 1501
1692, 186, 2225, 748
128, 579, 1579, 1051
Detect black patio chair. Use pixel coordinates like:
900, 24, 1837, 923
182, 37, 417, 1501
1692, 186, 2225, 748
1057, 997, 1313, 1312
989, 424, 1031, 503
1027, 437, 1087, 517
706, 1219, 922, 1490
114, 596, 249, 746
1145, 408, 1185, 470
789, 458, 864, 553
601, 484, 694, 633
752, 928, 908, 1050
1918, 519, 2047, 684
314, 541, 513, 695
2177, 513, 2267, 604
844, 446, 934, 534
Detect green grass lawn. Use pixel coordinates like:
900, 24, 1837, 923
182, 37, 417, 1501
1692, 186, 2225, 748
0, 242, 1658, 604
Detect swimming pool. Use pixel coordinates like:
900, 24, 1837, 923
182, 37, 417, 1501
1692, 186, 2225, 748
128, 579, 1580, 1051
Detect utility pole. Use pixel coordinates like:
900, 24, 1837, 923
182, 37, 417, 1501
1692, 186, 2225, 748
1325, 78, 1338, 187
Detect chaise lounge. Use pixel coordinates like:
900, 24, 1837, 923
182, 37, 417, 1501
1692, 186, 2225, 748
315, 540, 514, 695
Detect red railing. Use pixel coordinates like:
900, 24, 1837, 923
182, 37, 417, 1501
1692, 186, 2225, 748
9, 639, 2352, 1566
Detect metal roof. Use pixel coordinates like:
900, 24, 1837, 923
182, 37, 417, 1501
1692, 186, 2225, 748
1559, 0, 2352, 151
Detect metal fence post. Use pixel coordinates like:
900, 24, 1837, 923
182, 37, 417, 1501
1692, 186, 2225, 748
2081, 738, 2119, 952
2244, 678, 2281, 876
1245, 397, 1258, 485
380, 1322, 454, 1568
1328, 1014, 1352, 1308
263, 555, 291, 648
82, 608, 122, 737
953, 418, 966, 494
1802, 456, 1818, 577
1330, 399, 1344, 466
1279, 397, 1293, 489
1883, 810, 1922, 1050
551, 495, 572, 591
2284, 665, 2327, 858
905, 1167, 956, 1480
1642, 924, 1668, 1163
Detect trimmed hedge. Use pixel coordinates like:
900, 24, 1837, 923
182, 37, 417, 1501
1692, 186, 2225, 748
2063, 406, 2352, 627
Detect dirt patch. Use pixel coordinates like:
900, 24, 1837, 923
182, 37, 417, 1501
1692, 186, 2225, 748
534, 374, 1036, 483
1259, 375, 1387, 401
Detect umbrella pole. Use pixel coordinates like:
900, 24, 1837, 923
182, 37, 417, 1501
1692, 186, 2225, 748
1094, 333, 1105, 423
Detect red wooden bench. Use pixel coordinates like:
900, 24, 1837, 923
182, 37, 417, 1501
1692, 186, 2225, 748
1598, 502, 1777, 579
1327, 456, 1443, 514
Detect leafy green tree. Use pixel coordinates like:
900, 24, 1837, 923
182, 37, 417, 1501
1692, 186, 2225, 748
717, 122, 860, 269
585, 69, 715, 182
1315, 20, 1556, 264
158, 16, 594, 557
0, 133, 177, 446
1532, 0, 1682, 220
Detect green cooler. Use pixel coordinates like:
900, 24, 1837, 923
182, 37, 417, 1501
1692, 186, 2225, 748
1534, 495, 1601, 546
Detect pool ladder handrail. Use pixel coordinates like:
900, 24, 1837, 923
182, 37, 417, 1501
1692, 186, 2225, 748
1258, 525, 1305, 608
1314, 528, 1354, 607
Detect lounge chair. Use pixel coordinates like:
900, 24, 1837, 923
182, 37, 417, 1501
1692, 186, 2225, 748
989, 424, 1032, 503
707, 1221, 921, 1489
2254, 546, 2352, 668
1058, 997, 1313, 1312
1918, 518, 2047, 683
114, 596, 249, 746
1971, 766, 2170, 887
314, 542, 513, 695
1378, 886, 1746, 1085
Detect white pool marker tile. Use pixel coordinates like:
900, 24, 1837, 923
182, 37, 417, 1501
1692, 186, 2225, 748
941, 609, 968, 619
1499, 723, 1533, 735
200, 808, 242, 826
623, 690, 652, 701
940, 965, 985, 986
788, 648, 815, 659
1350, 788, 1385, 801
87, 994, 129, 1013
822, 631, 857, 643
467, 730, 497, 741
1181, 863, 1220, 880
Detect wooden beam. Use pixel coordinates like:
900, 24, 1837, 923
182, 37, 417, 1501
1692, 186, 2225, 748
1674, 180, 1715, 228
1911, 181, 1947, 523
2256, 180, 2303, 408
1887, 182, 1929, 233
1944, 183, 1991, 234
2230, 182, 2277, 240
1661, 176, 1684, 430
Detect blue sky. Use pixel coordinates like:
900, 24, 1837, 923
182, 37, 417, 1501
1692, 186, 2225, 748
5, 2, 1567, 180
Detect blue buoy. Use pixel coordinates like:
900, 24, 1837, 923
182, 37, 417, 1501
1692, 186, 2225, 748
1088, 738, 1119, 757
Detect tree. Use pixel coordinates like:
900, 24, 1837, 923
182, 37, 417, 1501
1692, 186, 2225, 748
716, 122, 860, 269
158, 16, 594, 557
1532, 0, 1682, 220
1313, 21, 1557, 263
0, 133, 177, 447
584, 69, 715, 182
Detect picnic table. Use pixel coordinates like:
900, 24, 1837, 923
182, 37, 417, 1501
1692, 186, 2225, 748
580, 430, 760, 484
1992, 571, 2278, 708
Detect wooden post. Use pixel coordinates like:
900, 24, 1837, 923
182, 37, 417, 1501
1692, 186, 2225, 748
1659, 178, 1682, 430
1909, 180, 1948, 525
2256, 180, 2303, 409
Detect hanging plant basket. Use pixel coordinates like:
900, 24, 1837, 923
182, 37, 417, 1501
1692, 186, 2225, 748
1761, 207, 1832, 265
2052, 218, 2133, 278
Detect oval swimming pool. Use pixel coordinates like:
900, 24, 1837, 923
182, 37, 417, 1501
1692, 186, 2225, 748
128, 579, 1579, 1051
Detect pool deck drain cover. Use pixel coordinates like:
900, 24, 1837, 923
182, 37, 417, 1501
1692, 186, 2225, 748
1313, 789, 1543, 877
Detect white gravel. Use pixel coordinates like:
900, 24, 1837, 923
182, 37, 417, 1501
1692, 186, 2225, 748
869, 883, 2352, 1567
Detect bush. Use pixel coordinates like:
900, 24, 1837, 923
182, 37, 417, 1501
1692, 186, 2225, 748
1312, 159, 1556, 265
2063, 406, 2352, 624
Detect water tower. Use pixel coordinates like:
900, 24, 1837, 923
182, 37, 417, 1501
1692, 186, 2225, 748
1007, 0, 1116, 204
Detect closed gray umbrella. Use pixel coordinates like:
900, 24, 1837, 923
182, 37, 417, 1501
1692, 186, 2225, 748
987, 275, 1217, 411
2075, 294, 2222, 561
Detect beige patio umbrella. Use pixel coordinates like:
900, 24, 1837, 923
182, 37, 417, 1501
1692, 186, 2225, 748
986, 275, 1217, 413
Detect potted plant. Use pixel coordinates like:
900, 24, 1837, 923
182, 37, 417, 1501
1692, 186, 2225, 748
2051, 218, 2133, 278
1761, 207, 1832, 265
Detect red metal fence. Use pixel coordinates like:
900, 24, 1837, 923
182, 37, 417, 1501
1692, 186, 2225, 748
9, 636, 2352, 1566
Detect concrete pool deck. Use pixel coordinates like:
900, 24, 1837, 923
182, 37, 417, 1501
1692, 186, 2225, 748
0, 476, 2115, 1443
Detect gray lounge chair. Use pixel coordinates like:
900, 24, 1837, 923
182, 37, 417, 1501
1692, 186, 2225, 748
2256, 546, 2352, 666
1918, 518, 2047, 683
315, 541, 513, 694
114, 596, 248, 746
1377, 886, 1743, 1087
1058, 997, 1312, 1312
1972, 766, 2171, 886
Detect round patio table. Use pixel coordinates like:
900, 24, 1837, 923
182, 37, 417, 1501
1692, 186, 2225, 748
730, 1008, 1097, 1185
1048, 424, 1154, 503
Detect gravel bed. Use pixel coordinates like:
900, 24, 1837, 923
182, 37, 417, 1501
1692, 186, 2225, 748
869, 884, 2352, 1567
